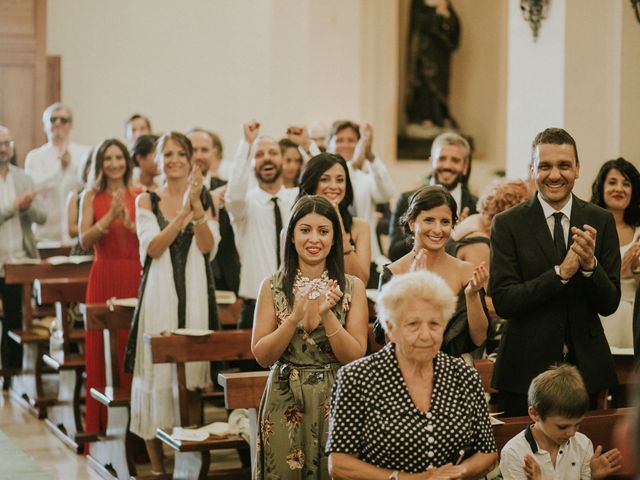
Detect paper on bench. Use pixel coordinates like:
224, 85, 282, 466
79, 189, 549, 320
109, 297, 138, 308
46, 255, 93, 265
171, 328, 213, 336
610, 347, 634, 356
489, 412, 505, 425
215, 290, 237, 305
171, 427, 211, 442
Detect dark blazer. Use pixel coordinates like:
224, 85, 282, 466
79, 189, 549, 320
388, 185, 477, 261
209, 177, 241, 294
489, 193, 621, 395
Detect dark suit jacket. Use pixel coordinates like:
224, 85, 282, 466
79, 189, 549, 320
388, 184, 477, 261
209, 177, 241, 293
489, 193, 621, 395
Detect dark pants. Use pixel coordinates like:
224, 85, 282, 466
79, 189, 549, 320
238, 298, 256, 329
0, 277, 23, 369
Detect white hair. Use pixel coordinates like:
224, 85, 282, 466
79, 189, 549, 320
376, 270, 457, 333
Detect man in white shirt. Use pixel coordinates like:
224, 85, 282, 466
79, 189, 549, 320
225, 120, 298, 328
327, 120, 395, 273
388, 132, 477, 260
0, 125, 46, 370
24, 103, 89, 244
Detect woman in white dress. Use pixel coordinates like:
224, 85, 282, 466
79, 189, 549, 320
591, 158, 640, 349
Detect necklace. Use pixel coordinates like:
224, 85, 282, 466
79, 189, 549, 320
293, 270, 329, 300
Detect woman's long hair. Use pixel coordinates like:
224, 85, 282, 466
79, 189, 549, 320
91, 138, 134, 192
590, 158, 640, 227
297, 153, 355, 233
282, 195, 345, 308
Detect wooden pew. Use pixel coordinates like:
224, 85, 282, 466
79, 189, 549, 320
37, 243, 72, 259
4, 259, 91, 417
217, 371, 269, 475
146, 330, 254, 480
83, 302, 139, 480
35, 278, 88, 452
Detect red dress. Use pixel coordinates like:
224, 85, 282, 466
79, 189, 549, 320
85, 188, 142, 435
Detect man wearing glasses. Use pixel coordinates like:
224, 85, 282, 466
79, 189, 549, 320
24, 103, 89, 243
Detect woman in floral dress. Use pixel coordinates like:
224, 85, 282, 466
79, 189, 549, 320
251, 195, 368, 479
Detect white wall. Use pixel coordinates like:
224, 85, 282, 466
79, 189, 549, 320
47, 0, 368, 155
505, 0, 566, 181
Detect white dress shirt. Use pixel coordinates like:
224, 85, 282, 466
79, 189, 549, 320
348, 156, 395, 262
24, 141, 89, 243
225, 140, 297, 300
538, 194, 572, 247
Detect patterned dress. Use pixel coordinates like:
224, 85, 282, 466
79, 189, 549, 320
255, 271, 354, 480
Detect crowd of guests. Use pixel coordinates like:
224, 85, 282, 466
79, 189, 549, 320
0, 102, 639, 478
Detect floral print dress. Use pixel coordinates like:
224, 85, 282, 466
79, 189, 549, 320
255, 270, 354, 479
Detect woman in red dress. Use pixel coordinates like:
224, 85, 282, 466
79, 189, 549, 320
79, 138, 142, 435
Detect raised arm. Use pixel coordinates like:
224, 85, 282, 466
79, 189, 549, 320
225, 120, 259, 222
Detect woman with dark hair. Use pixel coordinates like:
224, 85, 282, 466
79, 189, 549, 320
297, 153, 371, 283
591, 158, 640, 349
373, 185, 489, 357
279, 138, 303, 188
124, 132, 220, 474
78, 138, 142, 436
252, 195, 368, 479
130, 133, 160, 191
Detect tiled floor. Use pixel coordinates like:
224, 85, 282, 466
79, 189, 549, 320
0, 391, 244, 479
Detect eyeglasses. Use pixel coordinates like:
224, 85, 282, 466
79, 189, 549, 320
49, 116, 70, 124
0, 141, 15, 148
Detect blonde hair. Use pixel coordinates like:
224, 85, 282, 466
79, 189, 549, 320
477, 178, 531, 220
528, 364, 589, 419
376, 271, 456, 333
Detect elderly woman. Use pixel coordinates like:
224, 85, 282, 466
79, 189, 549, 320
327, 270, 497, 479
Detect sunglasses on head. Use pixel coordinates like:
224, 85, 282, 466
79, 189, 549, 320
50, 116, 70, 124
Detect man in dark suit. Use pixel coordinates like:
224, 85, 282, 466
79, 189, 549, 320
489, 128, 621, 416
187, 128, 240, 294
388, 132, 477, 261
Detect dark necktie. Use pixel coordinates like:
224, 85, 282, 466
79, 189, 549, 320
553, 212, 566, 260
271, 197, 283, 267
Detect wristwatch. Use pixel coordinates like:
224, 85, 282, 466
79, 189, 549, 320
388, 470, 399, 480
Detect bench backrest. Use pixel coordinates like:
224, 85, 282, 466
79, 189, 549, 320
146, 329, 254, 425
82, 303, 135, 388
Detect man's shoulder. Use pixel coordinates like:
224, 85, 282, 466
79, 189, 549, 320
25, 143, 52, 160
494, 197, 532, 223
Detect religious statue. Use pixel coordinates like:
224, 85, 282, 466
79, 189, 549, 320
406, 0, 460, 130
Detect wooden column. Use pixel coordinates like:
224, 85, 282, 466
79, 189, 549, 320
0, 0, 47, 167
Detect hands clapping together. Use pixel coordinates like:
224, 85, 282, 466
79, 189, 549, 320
288, 279, 344, 334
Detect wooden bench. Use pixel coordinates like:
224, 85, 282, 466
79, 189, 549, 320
146, 330, 255, 480
32, 278, 88, 452
83, 302, 139, 480
217, 370, 269, 475
4, 260, 91, 417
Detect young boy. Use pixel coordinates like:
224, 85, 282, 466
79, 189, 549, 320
499, 364, 622, 479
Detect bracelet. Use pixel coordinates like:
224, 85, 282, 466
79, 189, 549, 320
191, 215, 207, 226
326, 326, 341, 338
96, 222, 107, 234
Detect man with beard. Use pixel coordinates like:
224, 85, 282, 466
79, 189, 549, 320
0, 125, 46, 372
187, 128, 240, 294
490, 128, 620, 416
25, 103, 89, 243
388, 132, 476, 261
225, 120, 297, 328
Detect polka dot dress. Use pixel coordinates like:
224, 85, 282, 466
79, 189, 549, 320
326, 343, 496, 473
